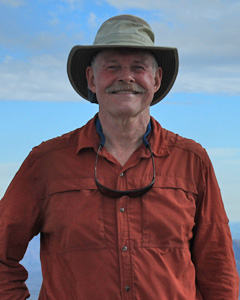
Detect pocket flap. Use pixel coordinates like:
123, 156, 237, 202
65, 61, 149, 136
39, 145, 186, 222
153, 175, 198, 194
42, 178, 97, 197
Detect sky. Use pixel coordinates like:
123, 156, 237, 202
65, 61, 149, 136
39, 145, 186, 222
0, 0, 240, 221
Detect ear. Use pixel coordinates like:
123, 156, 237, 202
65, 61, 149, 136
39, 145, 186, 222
86, 66, 96, 93
153, 67, 163, 92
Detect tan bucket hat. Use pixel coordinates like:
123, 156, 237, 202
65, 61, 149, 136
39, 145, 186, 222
67, 14, 179, 106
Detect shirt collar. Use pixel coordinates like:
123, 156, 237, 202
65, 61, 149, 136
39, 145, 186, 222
76, 114, 170, 157
148, 116, 170, 157
95, 117, 152, 148
76, 114, 100, 154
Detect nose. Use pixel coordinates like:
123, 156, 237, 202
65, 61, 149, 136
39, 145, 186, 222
118, 66, 135, 83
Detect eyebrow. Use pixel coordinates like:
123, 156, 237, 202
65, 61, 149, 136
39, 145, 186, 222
104, 59, 118, 63
103, 58, 149, 65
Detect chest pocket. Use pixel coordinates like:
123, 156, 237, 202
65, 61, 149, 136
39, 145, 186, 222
41, 178, 106, 253
142, 175, 198, 249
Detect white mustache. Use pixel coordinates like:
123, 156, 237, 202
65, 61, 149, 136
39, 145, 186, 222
106, 83, 145, 94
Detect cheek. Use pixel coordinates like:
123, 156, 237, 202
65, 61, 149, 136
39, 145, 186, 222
95, 72, 115, 91
138, 73, 155, 87
143, 80, 157, 94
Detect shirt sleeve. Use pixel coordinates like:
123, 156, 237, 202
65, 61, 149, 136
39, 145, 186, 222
0, 155, 42, 299
191, 153, 239, 299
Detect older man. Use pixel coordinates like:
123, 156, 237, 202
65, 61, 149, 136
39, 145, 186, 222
0, 14, 239, 300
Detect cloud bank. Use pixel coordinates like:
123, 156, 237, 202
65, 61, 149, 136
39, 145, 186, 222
207, 147, 240, 221
0, 0, 239, 101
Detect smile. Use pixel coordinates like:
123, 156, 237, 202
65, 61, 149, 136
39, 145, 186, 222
111, 90, 140, 94
106, 83, 146, 95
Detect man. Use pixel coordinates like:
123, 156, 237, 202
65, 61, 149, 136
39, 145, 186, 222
0, 14, 239, 300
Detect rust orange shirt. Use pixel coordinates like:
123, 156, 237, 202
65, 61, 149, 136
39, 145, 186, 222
0, 115, 239, 300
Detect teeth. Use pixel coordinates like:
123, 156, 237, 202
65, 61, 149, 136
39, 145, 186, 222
112, 91, 137, 94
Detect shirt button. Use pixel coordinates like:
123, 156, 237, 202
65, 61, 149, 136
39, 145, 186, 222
122, 246, 128, 252
120, 172, 124, 177
120, 207, 125, 212
125, 286, 131, 292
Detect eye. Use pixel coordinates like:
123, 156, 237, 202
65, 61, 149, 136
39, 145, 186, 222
107, 65, 118, 70
133, 65, 145, 71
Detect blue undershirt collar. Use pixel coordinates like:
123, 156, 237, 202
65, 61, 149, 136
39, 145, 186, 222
95, 118, 151, 148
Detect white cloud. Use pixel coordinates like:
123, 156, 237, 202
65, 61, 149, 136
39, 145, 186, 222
3, 55, 13, 64
0, 0, 25, 7
88, 13, 98, 29
0, 54, 81, 102
173, 70, 240, 95
62, 0, 82, 3
104, 0, 240, 95
207, 148, 240, 159
207, 147, 240, 221
48, 12, 60, 27
0, 0, 240, 100
105, 0, 239, 15
60, 0, 83, 10
105, 0, 159, 10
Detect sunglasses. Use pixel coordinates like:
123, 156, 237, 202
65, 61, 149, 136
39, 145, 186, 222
95, 144, 155, 198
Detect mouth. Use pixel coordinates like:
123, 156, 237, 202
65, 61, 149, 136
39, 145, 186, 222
111, 90, 141, 95
106, 84, 146, 95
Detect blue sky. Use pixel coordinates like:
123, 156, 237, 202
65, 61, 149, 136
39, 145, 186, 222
0, 0, 240, 221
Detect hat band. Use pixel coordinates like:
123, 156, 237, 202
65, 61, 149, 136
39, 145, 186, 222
94, 33, 154, 47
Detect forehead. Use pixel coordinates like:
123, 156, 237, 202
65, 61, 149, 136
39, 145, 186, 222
94, 48, 155, 63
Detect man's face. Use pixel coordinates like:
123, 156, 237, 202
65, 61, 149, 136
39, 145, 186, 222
86, 49, 162, 118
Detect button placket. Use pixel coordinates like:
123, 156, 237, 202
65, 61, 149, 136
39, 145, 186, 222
116, 169, 126, 191
116, 197, 133, 299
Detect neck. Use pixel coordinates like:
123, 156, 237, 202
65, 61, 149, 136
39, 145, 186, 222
98, 112, 150, 165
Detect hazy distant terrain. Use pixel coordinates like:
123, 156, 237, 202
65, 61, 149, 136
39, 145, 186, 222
21, 222, 240, 299
231, 221, 240, 300
233, 239, 240, 280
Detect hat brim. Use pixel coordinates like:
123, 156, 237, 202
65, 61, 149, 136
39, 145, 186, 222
67, 45, 179, 106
